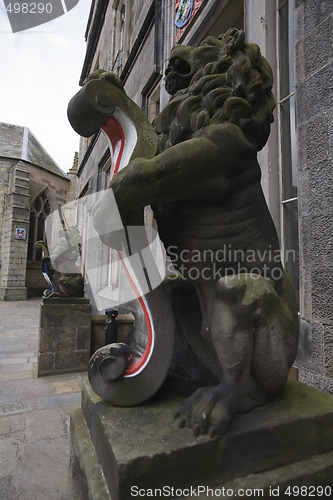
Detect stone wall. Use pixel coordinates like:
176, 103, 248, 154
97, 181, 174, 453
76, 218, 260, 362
124, 26, 156, 106
28, 163, 68, 208
26, 264, 48, 297
295, 0, 333, 391
0, 163, 30, 300
0, 160, 70, 301
38, 298, 92, 376
0, 158, 16, 264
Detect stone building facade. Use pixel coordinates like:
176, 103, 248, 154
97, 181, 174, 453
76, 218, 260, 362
72, 0, 333, 392
0, 122, 75, 300
294, 0, 333, 392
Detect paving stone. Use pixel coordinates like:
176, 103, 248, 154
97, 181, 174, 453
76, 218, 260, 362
0, 358, 28, 365
19, 437, 69, 500
0, 388, 19, 405
35, 392, 82, 410
0, 298, 85, 497
0, 363, 33, 373
0, 371, 32, 383
19, 381, 51, 400
0, 475, 18, 500
52, 380, 83, 395
0, 415, 23, 438
60, 403, 84, 424
0, 399, 34, 417
7, 352, 35, 359
0, 438, 22, 475
1, 378, 48, 390
24, 408, 65, 441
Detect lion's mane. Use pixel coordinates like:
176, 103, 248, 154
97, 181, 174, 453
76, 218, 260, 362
155, 28, 276, 153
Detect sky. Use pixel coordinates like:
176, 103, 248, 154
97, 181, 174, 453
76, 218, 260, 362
0, 0, 92, 174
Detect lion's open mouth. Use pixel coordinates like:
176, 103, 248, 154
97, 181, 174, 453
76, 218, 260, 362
167, 57, 192, 76
172, 57, 192, 75
165, 53, 196, 94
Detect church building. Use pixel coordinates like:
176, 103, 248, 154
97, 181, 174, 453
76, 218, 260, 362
0, 122, 77, 300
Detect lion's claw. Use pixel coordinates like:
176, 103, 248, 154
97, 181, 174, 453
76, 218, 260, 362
178, 416, 187, 429
174, 385, 236, 437
193, 424, 200, 437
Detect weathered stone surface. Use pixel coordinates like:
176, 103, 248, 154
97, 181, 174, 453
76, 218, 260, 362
296, 15, 333, 83
298, 371, 333, 394
19, 437, 69, 499
68, 409, 111, 500
296, 1, 333, 390
312, 270, 333, 325
219, 451, 333, 498
323, 325, 333, 378
37, 299, 91, 376
68, 379, 333, 500
24, 408, 64, 441
0, 286, 27, 301
295, 0, 333, 39
70, 31, 299, 436
0, 164, 30, 301
296, 319, 324, 375
308, 162, 333, 216
296, 63, 333, 126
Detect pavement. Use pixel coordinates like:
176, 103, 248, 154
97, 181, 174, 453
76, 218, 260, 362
0, 298, 87, 499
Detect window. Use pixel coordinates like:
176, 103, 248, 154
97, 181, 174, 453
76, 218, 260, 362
277, 0, 299, 298
147, 82, 161, 123
27, 191, 51, 261
96, 156, 121, 303
112, 1, 127, 76
77, 183, 90, 279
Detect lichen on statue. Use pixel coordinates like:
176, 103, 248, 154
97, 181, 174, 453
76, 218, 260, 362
142, 28, 299, 436
69, 28, 299, 437
156, 29, 275, 152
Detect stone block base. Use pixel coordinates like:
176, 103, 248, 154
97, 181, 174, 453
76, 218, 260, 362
0, 286, 27, 301
38, 297, 91, 376
68, 379, 333, 499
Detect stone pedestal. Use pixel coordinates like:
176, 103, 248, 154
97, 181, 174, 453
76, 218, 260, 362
38, 297, 91, 376
68, 379, 333, 499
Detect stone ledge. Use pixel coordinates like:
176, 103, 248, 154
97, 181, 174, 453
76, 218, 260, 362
68, 408, 111, 500
68, 412, 333, 500
0, 286, 27, 301
42, 297, 91, 305
74, 379, 333, 500
220, 450, 333, 499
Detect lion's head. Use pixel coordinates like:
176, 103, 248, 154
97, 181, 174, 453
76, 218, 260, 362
156, 28, 275, 153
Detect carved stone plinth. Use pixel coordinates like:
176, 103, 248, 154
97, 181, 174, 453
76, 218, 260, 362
37, 297, 91, 376
68, 379, 333, 499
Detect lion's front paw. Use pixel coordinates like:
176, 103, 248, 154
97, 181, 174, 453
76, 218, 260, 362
175, 386, 237, 437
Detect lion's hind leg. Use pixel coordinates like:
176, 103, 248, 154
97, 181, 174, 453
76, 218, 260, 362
213, 272, 299, 396
175, 272, 299, 436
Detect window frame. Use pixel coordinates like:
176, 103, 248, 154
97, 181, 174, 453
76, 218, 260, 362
276, 0, 299, 297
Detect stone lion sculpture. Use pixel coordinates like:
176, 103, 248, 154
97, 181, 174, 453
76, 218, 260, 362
72, 28, 299, 437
